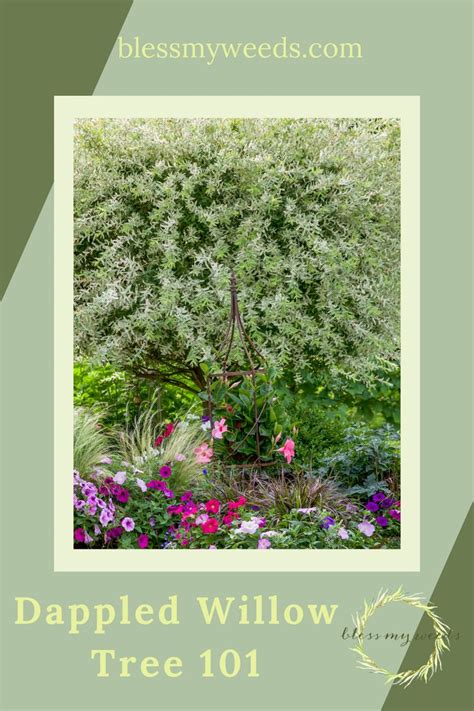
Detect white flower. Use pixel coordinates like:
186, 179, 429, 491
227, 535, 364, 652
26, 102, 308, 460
113, 471, 127, 485
237, 520, 260, 535
260, 530, 279, 538
201, 420, 211, 431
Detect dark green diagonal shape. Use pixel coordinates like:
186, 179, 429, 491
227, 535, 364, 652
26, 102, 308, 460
0, 0, 133, 299
382, 505, 473, 711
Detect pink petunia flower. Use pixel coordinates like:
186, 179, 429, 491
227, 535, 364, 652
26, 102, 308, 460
194, 443, 213, 464
277, 438, 295, 464
338, 527, 349, 540
121, 517, 135, 532
211, 418, 228, 440
358, 521, 375, 537
205, 499, 220, 514
201, 518, 219, 534
258, 538, 271, 549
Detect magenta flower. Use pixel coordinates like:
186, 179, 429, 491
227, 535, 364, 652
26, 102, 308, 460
389, 509, 401, 521
211, 418, 228, 440
277, 438, 295, 464
159, 465, 172, 479
147, 479, 166, 491
194, 443, 213, 464
116, 488, 130, 504
137, 534, 149, 549
121, 517, 135, 532
358, 521, 375, 537
205, 499, 220, 514
74, 528, 85, 542
167, 504, 184, 515
180, 491, 193, 502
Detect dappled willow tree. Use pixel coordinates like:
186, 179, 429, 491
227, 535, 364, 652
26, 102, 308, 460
74, 117, 400, 394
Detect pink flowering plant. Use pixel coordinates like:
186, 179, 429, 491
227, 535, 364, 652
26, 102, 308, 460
73, 407, 400, 550
73, 465, 175, 549
199, 368, 293, 466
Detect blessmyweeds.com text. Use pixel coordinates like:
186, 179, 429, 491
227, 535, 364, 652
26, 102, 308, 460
117, 36, 363, 65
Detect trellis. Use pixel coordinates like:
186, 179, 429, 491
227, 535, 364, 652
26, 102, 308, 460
205, 273, 273, 468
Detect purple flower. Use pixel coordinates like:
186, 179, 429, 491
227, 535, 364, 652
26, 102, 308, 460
74, 499, 85, 510
163, 488, 174, 499
346, 503, 358, 513
372, 492, 387, 503
376, 516, 388, 527
109, 526, 123, 539
358, 521, 375, 537
258, 538, 271, 549
149, 517, 156, 527
159, 465, 172, 479
201, 415, 211, 423
121, 517, 135, 532
180, 491, 193, 502
202, 468, 208, 475
99, 508, 114, 527
380, 497, 396, 509
389, 509, 401, 521
321, 516, 335, 529
82, 483, 97, 497
365, 501, 379, 512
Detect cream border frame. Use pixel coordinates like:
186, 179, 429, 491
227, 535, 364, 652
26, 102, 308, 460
54, 96, 420, 572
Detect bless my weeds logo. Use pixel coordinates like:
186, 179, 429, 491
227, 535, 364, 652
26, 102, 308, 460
350, 588, 451, 687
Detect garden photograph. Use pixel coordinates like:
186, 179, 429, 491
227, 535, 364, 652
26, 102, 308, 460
73, 116, 401, 551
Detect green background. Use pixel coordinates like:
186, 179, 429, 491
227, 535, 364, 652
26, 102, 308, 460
1, 1, 472, 709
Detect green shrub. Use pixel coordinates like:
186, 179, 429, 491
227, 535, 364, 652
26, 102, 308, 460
317, 423, 400, 490
74, 361, 197, 428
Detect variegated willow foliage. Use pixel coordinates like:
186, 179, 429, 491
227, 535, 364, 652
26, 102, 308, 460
74, 118, 400, 394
